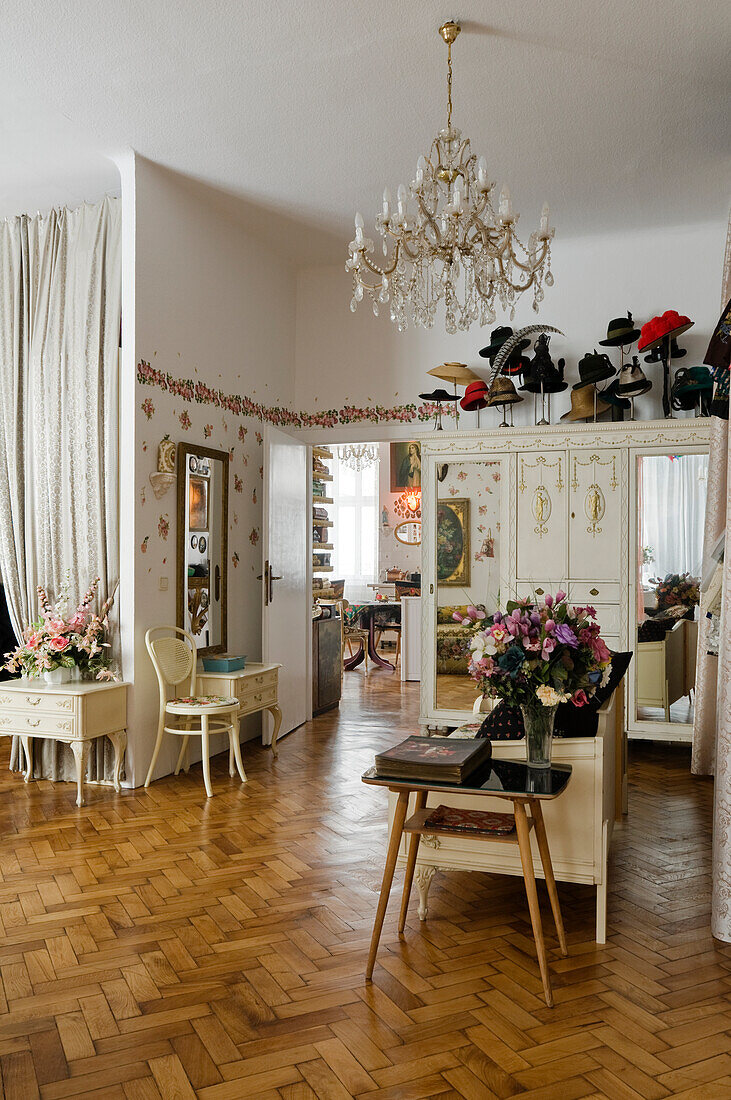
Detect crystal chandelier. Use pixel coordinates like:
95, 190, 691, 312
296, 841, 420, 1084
338, 443, 378, 472
346, 21, 555, 334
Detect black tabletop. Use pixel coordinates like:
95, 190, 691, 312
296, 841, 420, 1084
362, 758, 572, 800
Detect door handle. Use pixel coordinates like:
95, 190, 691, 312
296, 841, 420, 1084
215, 565, 221, 602
257, 561, 270, 606
269, 569, 282, 604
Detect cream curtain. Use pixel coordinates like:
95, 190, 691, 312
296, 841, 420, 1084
692, 210, 731, 942
0, 197, 121, 781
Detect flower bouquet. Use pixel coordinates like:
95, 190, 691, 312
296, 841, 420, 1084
652, 572, 699, 614
4, 576, 118, 683
455, 591, 612, 766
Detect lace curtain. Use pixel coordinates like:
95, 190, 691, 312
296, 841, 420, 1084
0, 197, 121, 781
692, 207, 731, 942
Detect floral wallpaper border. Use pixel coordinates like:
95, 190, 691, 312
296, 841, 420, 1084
137, 360, 455, 428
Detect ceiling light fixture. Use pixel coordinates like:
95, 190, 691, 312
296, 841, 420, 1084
338, 443, 379, 472
346, 21, 555, 333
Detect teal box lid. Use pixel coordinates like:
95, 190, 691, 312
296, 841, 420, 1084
202, 655, 247, 672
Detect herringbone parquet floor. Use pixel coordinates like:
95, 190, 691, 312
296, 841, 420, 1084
0, 669, 730, 1099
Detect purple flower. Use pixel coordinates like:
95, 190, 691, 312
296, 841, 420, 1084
555, 623, 578, 648
530, 612, 541, 626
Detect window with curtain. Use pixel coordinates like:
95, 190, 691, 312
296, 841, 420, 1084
639, 453, 709, 588
331, 449, 379, 602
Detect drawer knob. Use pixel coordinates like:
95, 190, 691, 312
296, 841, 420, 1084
590, 587, 599, 596
535, 587, 544, 596
26, 697, 40, 706
27, 718, 41, 728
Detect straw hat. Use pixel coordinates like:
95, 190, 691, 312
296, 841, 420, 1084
560, 385, 612, 421
428, 362, 480, 384
486, 376, 523, 407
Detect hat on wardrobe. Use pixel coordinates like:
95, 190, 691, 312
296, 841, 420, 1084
638, 310, 694, 352
599, 312, 641, 347
418, 388, 459, 403
428, 362, 480, 385
479, 325, 530, 360
486, 376, 523, 406
460, 380, 490, 410
560, 386, 612, 421
616, 356, 652, 397
573, 350, 616, 389
602, 379, 632, 408
644, 338, 688, 363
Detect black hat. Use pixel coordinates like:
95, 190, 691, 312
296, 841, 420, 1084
418, 389, 459, 403
644, 338, 687, 363
573, 349, 616, 389
671, 367, 713, 411
520, 341, 568, 394
479, 325, 530, 360
599, 312, 641, 347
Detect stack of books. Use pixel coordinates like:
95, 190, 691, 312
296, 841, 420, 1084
374, 736, 492, 784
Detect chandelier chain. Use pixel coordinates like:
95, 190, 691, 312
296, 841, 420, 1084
447, 40, 453, 130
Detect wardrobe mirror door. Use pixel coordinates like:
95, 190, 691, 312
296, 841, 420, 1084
177, 443, 229, 655
435, 459, 502, 711
634, 452, 708, 726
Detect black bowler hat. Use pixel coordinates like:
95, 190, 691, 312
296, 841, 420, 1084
644, 338, 687, 363
573, 349, 616, 389
479, 325, 530, 360
599, 312, 641, 347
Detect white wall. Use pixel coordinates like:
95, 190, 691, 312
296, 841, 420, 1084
123, 159, 297, 786
294, 220, 726, 436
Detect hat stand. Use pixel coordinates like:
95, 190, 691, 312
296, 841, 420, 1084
657, 337, 675, 419
433, 402, 444, 430
629, 396, 637, 421
536, 386, 550, 426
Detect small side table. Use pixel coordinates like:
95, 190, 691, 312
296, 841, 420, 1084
0, 679, 128, 806
197, 663, 282, 756
362, 758, 572, 1007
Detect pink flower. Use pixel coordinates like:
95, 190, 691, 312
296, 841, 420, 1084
541, 637, 557, 659
590, 636, 611, 662
544, 594, 554, 608
544, 619, 556, 633
571, 689, 589, 707
49, 636, 71, 652
523, 639, 541, 652
555, 589, 566, 603
26, 632, 42, 650
490, 626, 507, 642
47, 617, 66, 633
67, 611, 86, 631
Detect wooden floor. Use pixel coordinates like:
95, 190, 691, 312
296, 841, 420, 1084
1, 669, 730, 1100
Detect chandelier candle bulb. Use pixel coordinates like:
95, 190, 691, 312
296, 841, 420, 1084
540, 202, 550, 237
499, 186, 513, 222
382, 188, 391, 220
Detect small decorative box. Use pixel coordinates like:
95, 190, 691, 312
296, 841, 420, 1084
201, 654, 247, 672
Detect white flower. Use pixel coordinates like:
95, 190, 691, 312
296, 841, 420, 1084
536, 684, 570, 706
600, 663, 613, 688
471, 632, 498, 656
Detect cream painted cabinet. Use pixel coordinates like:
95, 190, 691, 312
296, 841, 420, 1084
516, 450, 567, 583
568, 448, 623, 582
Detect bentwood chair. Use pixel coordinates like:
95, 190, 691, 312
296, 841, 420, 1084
144, 626, 246, 797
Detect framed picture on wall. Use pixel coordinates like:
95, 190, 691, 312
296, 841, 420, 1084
188, 476, 209, 531
437, 498, 470, 585
390, 441, 421, 491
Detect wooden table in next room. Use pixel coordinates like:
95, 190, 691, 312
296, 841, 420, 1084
344, 602, 400, 671
362, 758, 573, 1007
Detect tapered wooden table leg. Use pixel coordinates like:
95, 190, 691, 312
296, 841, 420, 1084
366, 789, 409, 980
398, 790, 427, 933
531, 799, 568, 956
514, 799, 553, 1007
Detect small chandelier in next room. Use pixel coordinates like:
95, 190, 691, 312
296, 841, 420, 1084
346, 21, 555, 333
338, 443, 378, 472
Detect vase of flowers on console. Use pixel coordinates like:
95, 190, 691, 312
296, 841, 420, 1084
455, 591, 612, 767
4, 575, 118, 683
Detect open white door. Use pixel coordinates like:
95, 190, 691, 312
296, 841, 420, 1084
262, 426, 310, 741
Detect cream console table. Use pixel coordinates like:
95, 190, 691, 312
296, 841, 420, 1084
0, 679, 128, 806
197, 663, 282, 755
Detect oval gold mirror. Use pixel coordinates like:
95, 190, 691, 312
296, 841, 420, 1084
394, 520, 421, 546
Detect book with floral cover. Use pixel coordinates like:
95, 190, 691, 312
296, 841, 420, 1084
423, 804, 515, 835
374, 736, 491, 782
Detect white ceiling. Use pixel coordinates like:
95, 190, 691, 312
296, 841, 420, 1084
1, 0, 729, 263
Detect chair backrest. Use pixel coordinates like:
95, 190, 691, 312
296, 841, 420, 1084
145, 626, 198, 706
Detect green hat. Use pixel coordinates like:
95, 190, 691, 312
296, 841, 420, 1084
599, 312, 641, 347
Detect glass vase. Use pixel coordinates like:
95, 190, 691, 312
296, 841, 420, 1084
520, 704, 558, 768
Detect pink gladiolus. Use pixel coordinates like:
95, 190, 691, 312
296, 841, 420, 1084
545, 619, 555, 632
26, 632, 42, 650
49, 636, 71, 651
48, 618, 66, 633
541, 637, 557, 659
571, 689, 589, 707
555, 590, 567, 603
544, 594, 554, 607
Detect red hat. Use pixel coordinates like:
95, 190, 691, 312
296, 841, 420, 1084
638, 310, 693, 352
460, 380, 489, 410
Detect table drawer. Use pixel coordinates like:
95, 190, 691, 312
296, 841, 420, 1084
239, 685, 278, 715
239, 669, 277, 693
0, 690, 78, 715
0, 710, 80, 737
569, 581, 620, 604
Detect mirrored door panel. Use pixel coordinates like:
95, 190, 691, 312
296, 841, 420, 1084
177, 443, 229, 654
634, 452, 707, 726
435, 459, 503, 711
